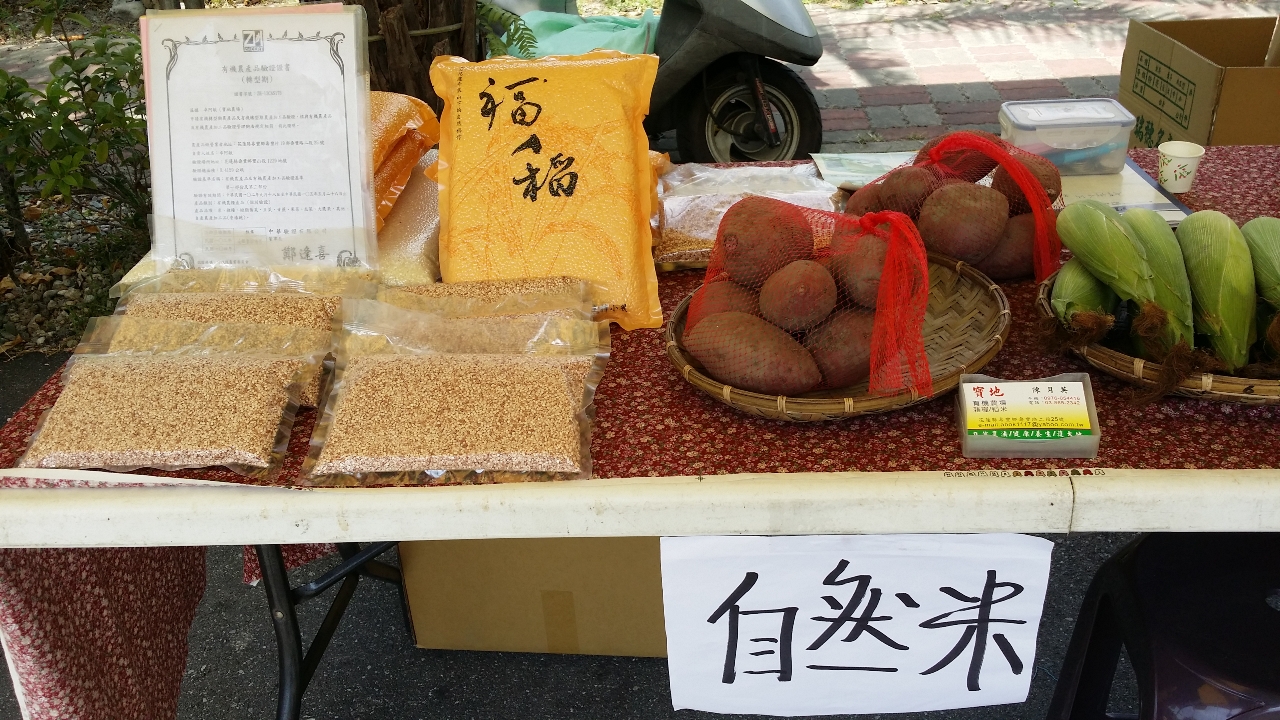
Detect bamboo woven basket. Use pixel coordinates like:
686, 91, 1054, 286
1034, 271, 1280, 404
665, 253, 1011, 421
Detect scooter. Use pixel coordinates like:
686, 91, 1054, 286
495, 0, 823, 163
646, 0, 824, 163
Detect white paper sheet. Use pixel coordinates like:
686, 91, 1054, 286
810, 152, 917, 190
1059, 159, 1190, 225
662, 534, 1054, 716
142, 7, 375, 269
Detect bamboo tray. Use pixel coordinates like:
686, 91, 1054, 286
664, 253, 1011, 421
1035, 270, 1280, 404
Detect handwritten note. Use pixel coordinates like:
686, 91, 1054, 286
661, 534, 1054, 716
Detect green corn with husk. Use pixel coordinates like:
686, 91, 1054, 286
1242, 217, 1280, 310
1057, 201, 1173, 351
1123, 208, 1195, 350
1175, 210, 1256, 372
1058, 201, 1156, 304
1052, 257, 1117, 325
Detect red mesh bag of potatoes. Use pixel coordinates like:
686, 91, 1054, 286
844, 130, 1062, 283
684, 195, 932, 399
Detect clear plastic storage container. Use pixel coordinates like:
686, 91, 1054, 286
999, 98, 1136, 176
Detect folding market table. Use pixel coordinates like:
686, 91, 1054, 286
1, 146, 1278, 720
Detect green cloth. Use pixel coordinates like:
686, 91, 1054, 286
518, 10, 660, 57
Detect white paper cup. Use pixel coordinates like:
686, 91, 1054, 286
1157, 140, 1205, 193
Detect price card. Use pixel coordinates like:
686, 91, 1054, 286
141, 6, 375, 270
957, 373, 1100, 459
960, 380, 1091, 440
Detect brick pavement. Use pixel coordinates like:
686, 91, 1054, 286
805, 0, 1280, 153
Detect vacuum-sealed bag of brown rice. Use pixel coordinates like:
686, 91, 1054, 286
18, 318, 327, 480
302, 299, 609, 487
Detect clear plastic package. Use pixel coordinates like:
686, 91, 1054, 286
18, 319, 328, 478
119, 292, 342, 333
302, 300, 610, 486
340, 298, 606, 357
377, 277, 596, 321
77, 315, 332, 406
377, 150, 441, 286
116, 268, 379, 331
999, 98, 1135, 176
957, 373, 1100, 459
118, 266, 378, 297
654, 163, 840, 268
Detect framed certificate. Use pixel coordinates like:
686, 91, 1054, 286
141, 5, 375, 270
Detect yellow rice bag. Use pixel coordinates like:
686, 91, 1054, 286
429, 51, 662, 330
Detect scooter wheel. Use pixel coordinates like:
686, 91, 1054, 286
677, 58, 822, 163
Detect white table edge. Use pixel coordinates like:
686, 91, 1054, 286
1, 467, 1277, 546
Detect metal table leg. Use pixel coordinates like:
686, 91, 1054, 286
254, 542, 401, 720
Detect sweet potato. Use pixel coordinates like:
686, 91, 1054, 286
719, 196, 814, 287
826, 228, 887, 308
992, 153, 1062, 214
684, 311, 822, 395
879, 166, 941, 218
974, 212, 1036, 280
686, 280, 759, 332
805, 309, 875, 388
917, 183, 1009, 264
845, 183, 883, 216
759, 260, 837, 331
915, 129, 1002, 182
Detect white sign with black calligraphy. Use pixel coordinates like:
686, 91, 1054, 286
661, 534, 1054, 716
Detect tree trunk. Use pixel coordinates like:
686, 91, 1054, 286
427, 0, 454, 55
461, 0, 476, 61
0, 167, 29, 278
357, 0, 383, 34
351, 0, 392, 91
382, 5, 429, 101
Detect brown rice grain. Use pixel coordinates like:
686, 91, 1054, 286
653, 228, 714, 264
396, 277, 584, 303
98, 319, 329, 407
123, 292, 340, 332
20, 355, 304, 471
311, 354, 592, 476
119, 294, 336, 405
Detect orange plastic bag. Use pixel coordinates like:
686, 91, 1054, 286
374, 129, 430, 229
429, 51, 662, 330
371, 92, 440, 228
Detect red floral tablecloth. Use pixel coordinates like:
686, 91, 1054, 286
1, 146, 1278, 720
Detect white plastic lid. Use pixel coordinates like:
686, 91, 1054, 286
1001, 98, 1135, 129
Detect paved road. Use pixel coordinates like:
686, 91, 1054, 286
801, 0, 1280, 153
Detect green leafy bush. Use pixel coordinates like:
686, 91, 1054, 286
3, 0, 150, 232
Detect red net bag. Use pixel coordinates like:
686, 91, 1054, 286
683, 195, 932, 399
844, 130, 1062, 283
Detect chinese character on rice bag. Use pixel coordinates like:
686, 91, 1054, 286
429, 51, 662, 330
371, 92, 440, 230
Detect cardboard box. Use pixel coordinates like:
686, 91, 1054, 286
1119, 17, 1280, 148
400, 537, 667, 657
